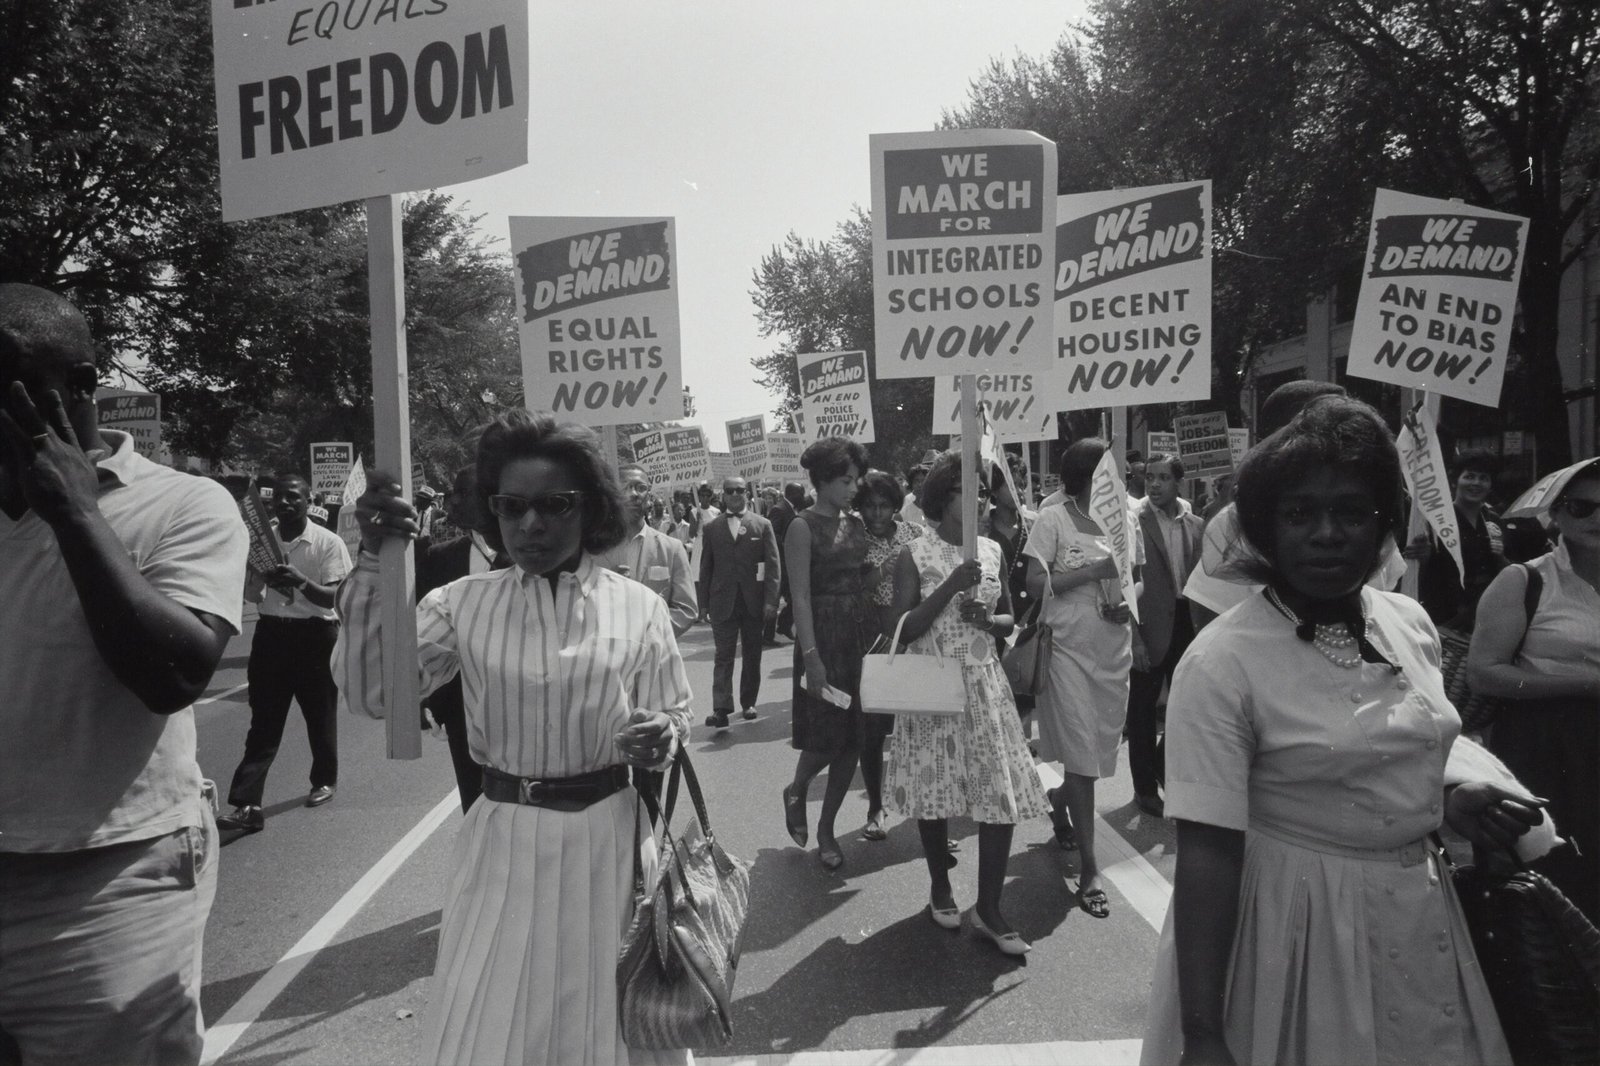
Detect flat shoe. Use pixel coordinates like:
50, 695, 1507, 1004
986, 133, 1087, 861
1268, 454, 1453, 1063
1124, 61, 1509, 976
860, 814, 887, 842
927, 900, 961, 930
817, 841, 844, 871
741, 707, 759, 721
1134, 792, 1166, 819
968, 909, 1031, 955
1045, 788, 1078, 850
306, 785, 336, 807
782, 785, 807, 847
705, 713, 731, 730
1076, 884, 1111, 919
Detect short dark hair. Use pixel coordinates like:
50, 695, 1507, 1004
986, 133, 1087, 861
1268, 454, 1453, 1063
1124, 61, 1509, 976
854, 469, 905, 511
1059, 438, 1108, 496
1258, 380, 1346, 438
783, 481, 806, 505
1147, 453, 1186, 480
1125, 449, 1145, 464
1234, 396, 1403, 579
273, 472, 310, 493
1451, 448, 1499, 478
801, 437, 866, 488
0, 284, 97, 392
474, 410, 628, 556
918, 451, 987, 522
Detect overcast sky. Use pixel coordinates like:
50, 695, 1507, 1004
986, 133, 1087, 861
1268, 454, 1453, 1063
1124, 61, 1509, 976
448, 2, 1086, 449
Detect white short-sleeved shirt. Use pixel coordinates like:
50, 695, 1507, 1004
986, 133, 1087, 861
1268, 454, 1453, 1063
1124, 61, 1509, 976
258, 519, 351, 621
0, 432, 248, 851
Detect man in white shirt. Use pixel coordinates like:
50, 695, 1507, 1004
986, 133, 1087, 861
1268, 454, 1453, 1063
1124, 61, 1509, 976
595, 463, 698, 636
218, 472, 352, 831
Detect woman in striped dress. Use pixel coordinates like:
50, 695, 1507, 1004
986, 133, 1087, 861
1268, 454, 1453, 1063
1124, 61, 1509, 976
335, 411, 692, 1066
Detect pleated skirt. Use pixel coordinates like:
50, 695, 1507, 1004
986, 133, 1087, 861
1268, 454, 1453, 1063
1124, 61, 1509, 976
422, 788, 689, 1066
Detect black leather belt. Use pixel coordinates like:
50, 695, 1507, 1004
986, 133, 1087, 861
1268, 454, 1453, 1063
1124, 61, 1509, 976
480, 765, 631, 811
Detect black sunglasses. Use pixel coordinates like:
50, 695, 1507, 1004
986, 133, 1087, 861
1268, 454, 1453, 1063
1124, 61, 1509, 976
1556, 497, 1599, 519
487, 491, 586, 520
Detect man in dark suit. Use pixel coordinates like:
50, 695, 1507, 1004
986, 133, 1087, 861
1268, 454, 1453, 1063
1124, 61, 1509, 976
764, 480, 805, 643
699, 476, 781, 728
1128, 453, 1204, 818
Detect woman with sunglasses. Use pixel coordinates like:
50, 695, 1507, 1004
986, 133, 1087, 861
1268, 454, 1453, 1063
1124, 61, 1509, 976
1141, 397, 1541, 1066
1468, 458, 1600, 924
334, 410, 692, 1066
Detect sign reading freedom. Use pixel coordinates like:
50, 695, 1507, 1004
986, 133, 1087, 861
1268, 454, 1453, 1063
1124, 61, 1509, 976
210, 0, 529, 221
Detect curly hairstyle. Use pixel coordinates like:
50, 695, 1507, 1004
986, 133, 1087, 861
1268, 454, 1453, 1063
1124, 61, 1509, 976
917, 451, 989, 522
800, 436, 867, 488
1058, 437, 1109, 496
473, 410, 628, 556
854, 469, 905, 511
1233, 395, 1404, 580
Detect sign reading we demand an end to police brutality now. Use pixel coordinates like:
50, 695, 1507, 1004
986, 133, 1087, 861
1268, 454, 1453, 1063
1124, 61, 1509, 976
1348, 189, 1528, 407
871, 130, 1057, 380
210, 0, 529, 221
797, 351, 876, 443
510, 217, 684, 428
1054, 181, 1212, 409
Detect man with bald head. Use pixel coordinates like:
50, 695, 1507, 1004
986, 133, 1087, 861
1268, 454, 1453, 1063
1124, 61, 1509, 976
699, 475, 780, 728
0, 283, 247, 1064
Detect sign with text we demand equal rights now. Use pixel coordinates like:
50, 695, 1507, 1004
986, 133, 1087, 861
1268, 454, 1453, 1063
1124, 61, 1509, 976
511, 217, 684, 429
871, 130, 1057, 380
210, 0, 529, 221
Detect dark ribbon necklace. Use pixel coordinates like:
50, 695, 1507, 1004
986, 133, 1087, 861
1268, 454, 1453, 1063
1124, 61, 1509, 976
1264, 584, 1401, 672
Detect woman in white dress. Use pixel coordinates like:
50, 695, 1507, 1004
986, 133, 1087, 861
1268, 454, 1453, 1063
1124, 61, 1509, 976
1142, 396, 1543, 1066
336, 410, 692, 1066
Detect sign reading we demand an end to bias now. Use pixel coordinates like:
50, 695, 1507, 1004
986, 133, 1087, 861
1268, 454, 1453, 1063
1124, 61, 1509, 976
511, 217, 684, 429
871, 130, 1057, 380
1348, 189, 1528, 407
1054, 181, 1212, 410
797, 351, 875, 443
210, 0, 529, 221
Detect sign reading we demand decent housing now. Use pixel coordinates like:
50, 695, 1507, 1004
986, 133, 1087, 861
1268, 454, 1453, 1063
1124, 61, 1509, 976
1348, 189, 1528, 407
511, 217, 684, 428
210, 0, 529, 221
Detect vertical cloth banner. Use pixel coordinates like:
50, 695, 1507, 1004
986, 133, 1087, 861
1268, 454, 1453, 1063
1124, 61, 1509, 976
95, 390, 162, 461
1054, 181, 1212, 409
661, 426, 710, 492
509, 217, 684, 428
1174, 411, 1233, 477
309, 442, 355, 497
1397, 401, 1464, 585
335, 456, 367, 558
727, 416, 769, 480
1346, 189, 1528, 407
931, 372, 1057, 442
765, 433, 804, 481
796, 350, 876, 442
1089, 451, 1140, 623
210, 0, 529, 221
870, 129, 1057, 380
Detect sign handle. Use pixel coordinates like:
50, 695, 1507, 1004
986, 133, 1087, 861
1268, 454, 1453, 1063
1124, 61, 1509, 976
960, 375, 978, 562
367, 194, 421, 760
602, 425, 619, 475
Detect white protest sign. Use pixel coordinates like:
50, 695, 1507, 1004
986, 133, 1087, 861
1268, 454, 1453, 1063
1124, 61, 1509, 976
1146, 430, 1178, 456
1397, 403, 1464, 584
1054, 182, 1212, 410
727, 415, 769, 480
661, 426, 709, 492
707, 452, 738, 484
1174, 411, 1233, 477
95, 390, 162, 461
766, 432, 804, 481
335, 455, 368, 558
629, 427, 669, 485
510, 217, 683, 428
309, 442, 355, 497
1228, 428, 1250, 466
797, 350, 876, 442
871, 129, 1057, 380
1347, 190, 1528, 407
931, 372, 1057, 442
210, 0, 529, 222
1089, 451, 1139, 623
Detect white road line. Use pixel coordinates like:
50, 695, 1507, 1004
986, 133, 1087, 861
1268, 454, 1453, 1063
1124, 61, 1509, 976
1034, 763, 1172, 933
196, 682, 248, 706
200, 791, 459, 1066
698, 1038, 1142, 1065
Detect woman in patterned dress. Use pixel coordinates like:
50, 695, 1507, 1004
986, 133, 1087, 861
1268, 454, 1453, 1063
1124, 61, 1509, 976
884, 453, 1049, 954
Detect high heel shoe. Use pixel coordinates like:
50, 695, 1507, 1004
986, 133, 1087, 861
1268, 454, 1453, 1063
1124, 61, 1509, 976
927, 898, 961, 930
968, 908, 1031, 956
782, 784, 807, 847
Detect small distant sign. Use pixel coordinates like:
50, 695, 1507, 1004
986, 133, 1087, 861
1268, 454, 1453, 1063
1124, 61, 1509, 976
1174, 411, 1233, 477
96, 389, 161, 460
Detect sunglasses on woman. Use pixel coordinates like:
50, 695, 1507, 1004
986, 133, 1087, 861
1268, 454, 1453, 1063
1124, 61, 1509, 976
1555, 497, 1600, 519
486, 491, 586, 520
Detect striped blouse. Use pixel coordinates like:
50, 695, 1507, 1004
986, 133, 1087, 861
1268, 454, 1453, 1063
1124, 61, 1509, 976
334, 552, 693, 778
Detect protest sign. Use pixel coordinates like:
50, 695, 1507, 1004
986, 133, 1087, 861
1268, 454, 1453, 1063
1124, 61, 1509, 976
629, 427, 669, 484
1053, 182, 1212, 410
1146, 430, 1177, 456
1347, 190, 1528, 407
95, 389, 162, 461
240, 488, 286, 575
766, 432, 804, 481
335, 456, 367, 558
310, 442, 355, 497
707, 451, 738, 483
797, 350, 876, 442
661, 426, 709, 492
727, 416, 769, 480
931, 372, 1057, 442
1089, 451, 1139, 623
210, 0, 529, 222
1228, 428, 1250, 466
871, 129, 1057, 380
1174, 411, 1233, 477
1396, 402, 1463, 584
510, 217, 683, 429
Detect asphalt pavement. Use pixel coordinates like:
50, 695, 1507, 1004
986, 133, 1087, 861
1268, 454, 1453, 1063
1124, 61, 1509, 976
194, 607, 1176, 1065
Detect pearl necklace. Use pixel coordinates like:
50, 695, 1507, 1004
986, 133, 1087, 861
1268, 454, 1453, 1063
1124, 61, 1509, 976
1265, 587, 1364, 669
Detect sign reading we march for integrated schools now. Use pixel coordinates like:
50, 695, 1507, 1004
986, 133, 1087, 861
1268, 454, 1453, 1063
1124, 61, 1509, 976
210, 0, 529, 221
1054, 181, 1212, 410
511, 217, 683, 429
871, 130, 1057, 380
1348, 189, 1528, 408
797, 351, 875, 443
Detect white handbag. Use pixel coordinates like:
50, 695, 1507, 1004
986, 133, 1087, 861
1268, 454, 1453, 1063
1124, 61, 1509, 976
859, 611, 966, 717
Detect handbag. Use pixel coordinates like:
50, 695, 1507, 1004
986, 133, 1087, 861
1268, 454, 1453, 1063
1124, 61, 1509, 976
618, 751, 751, 1051
859, 611, 966, 717
1450, 847, 1600, 1065
1436, 564, 1541, 735
1002, 597, 1052, 700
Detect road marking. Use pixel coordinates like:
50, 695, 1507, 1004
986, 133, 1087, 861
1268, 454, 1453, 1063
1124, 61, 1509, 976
200, 791, 459, 1066
699, 1038, 1142, 1065
196, 682, 248, 706
1035, 763, 1172, 934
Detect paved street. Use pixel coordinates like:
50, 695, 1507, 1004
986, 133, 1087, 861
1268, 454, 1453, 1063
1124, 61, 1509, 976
196, 607, 1177, 1065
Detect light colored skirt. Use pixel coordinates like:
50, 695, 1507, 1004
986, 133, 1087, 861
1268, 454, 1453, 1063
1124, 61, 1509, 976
1036, 597, 1130, 778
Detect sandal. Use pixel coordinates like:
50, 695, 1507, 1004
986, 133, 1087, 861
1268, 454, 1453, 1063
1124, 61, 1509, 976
818, 839, 844, 871
861, 813, 887, 842
1045, 788, 1078, 850
1076, 883, 1111, 919
782, 785, 807, 847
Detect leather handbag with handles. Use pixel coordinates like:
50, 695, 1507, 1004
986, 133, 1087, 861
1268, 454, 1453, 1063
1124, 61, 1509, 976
859, 610, 966, 717
618, 751, 751, 1051
1002, 574, 1052, 700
